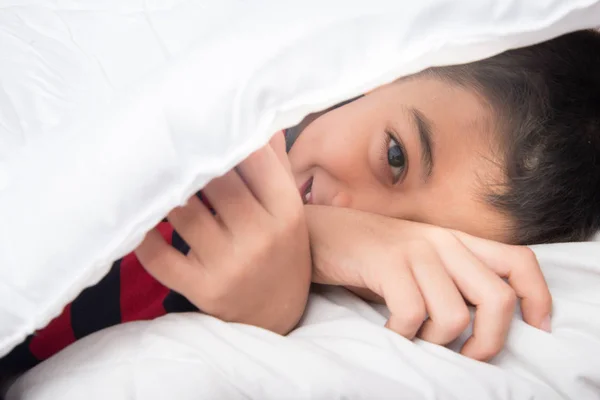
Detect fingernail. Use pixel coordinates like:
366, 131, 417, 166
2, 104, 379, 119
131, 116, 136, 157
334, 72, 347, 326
540, 315, 552, 333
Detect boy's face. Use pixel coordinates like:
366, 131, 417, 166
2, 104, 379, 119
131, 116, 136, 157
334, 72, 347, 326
288, 76, 511, 242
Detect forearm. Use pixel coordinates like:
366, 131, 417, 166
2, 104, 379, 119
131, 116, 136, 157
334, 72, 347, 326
304, 205, 385, 286
305, 205, 352, 284
304, 205, 396, 303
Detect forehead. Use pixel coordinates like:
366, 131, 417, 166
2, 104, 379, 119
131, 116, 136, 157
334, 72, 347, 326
375, 75, 499, 169
379, 75, 493, 132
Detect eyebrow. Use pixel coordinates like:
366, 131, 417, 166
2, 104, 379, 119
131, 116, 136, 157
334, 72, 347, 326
410, 108, 434, 181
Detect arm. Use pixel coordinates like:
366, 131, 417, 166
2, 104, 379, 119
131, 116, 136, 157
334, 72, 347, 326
305, 205, 552, 361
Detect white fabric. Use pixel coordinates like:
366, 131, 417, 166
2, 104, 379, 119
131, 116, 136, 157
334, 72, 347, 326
1, 0, 600, 359
6, 242, 600, 400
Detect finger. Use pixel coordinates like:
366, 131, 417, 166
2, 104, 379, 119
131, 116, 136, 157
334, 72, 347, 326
236, 144, 301, 216
202, 169, 263, 230
452, 231, 552, 331
269, 130, 293, 178
409, 246, 471, 345
437, 236, 516, 361
167, 195, 227, 257
382, 266, 427, 340
135, 228, 206, 297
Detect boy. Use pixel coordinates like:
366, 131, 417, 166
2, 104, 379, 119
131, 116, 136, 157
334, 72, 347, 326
2, 29, 599, 373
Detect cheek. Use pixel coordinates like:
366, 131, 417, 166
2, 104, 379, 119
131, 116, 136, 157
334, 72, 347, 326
412, 173, 504, 236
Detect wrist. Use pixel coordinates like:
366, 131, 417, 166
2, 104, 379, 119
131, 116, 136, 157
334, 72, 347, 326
304, 205, 367, 287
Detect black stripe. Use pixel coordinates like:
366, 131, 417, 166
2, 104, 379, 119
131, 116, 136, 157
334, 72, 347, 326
0, 334, 40, 375
171, 229, 190, 255
70, 260, 122, 339
163, 290, 198, 313
163, 228, 198, 313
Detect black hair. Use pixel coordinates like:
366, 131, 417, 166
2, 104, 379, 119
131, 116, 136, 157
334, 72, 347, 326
431, 30, 600, 244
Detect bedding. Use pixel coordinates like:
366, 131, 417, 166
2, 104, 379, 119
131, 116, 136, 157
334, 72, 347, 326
5, 242, 600, 399
2, 0, 600, 360
2, 1, 600, 398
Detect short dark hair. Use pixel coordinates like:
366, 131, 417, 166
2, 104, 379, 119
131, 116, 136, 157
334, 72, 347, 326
432, 30, 600, 244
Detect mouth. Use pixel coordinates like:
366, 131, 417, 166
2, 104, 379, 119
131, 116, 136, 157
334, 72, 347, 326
299, 176, 314, 205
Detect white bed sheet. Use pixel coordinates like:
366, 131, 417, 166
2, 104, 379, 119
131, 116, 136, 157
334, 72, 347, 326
6, 242, 600, 400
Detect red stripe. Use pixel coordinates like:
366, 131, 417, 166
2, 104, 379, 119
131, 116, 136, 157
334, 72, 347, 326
119, 222, 173, 322
29, 304, 76, 360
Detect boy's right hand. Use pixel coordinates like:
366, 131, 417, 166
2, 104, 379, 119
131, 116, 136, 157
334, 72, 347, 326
306, 205, 552, 362
135, 135, 312, 336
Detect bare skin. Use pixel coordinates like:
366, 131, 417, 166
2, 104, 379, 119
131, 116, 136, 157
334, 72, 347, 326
136, 75, 552, 362
289, 76, 510, 241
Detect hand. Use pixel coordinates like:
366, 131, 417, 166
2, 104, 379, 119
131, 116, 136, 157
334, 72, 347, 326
135, 133, 312, 335
306, 205, 552, 361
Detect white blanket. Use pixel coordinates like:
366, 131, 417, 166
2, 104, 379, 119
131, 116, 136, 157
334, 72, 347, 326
6, 242, 600, 400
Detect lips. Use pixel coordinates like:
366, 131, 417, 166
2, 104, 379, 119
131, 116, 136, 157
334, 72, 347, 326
299, 176, 313, 205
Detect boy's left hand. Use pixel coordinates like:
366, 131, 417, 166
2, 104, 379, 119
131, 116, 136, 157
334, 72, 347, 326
135, 134, 312, 335
306, 205, 552, 361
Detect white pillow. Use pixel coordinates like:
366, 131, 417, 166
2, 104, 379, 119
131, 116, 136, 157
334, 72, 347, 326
1, 0, 599, 358
7, 243, 600, 400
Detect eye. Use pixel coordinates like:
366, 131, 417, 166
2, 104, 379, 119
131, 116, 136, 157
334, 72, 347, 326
387, 133, 406, 184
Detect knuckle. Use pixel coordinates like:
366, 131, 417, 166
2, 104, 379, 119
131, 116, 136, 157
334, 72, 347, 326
496, 286, 517, 312
512, 246, 552, 305
429, 227, 459, 246
477, 340, 504, 361
440, 309, 471, 336
517, 246, 539, 266
400, 306, 427, 328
